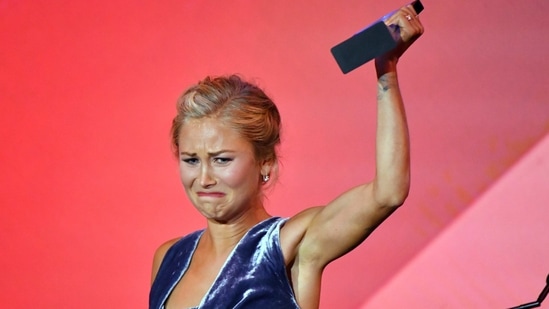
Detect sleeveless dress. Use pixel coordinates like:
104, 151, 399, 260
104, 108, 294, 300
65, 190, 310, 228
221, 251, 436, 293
149, 217, 300, 309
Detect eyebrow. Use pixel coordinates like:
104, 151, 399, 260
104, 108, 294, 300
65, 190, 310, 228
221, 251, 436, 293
179, 150, 236, 157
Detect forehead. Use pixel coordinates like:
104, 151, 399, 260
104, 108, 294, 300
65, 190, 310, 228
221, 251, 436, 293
178, 118, 254, 154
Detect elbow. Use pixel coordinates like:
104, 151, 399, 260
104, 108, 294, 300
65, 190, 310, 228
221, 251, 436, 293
389, 188, 409, 207
378, 189, 409, 208
373, 179, 410, 208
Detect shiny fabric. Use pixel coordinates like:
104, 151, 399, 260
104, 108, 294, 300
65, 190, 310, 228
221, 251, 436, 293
149, 217, 300, 309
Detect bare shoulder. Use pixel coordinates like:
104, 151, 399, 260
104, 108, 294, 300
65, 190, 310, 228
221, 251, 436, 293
279, 206, 323, 265
150, 237, 181, 284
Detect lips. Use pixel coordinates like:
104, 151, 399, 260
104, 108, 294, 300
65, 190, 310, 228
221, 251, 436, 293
196, 192, 226, 198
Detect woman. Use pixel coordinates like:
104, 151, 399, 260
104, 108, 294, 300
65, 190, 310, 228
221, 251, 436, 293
150, 5, 423, 309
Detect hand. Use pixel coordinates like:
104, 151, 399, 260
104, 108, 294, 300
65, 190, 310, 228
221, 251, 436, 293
376, 5, 424, 71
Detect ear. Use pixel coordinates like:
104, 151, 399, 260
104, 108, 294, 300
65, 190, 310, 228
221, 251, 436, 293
260, 158, 276, 177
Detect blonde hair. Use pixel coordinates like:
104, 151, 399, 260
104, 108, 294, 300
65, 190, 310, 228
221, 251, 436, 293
171, 75, 281, 166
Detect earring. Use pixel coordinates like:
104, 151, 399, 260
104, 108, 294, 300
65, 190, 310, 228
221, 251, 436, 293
262, 174, 270, 183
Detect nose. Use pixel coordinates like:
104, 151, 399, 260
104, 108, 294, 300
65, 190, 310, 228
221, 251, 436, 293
198, 164, 216, 188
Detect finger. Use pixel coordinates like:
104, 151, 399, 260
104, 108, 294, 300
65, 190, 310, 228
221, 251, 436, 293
398, 7, 424, 34
383, 5, 424, 43
385, 7, 415, 27
405, 4, 418, 16
401, 6, 419, 24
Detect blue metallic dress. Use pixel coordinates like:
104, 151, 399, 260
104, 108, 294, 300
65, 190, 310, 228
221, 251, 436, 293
149, 217, 301, 309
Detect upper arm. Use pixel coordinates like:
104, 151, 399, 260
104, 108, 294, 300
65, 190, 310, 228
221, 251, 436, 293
296, 182, 400, 268
280, 184, 400, 308
151, 238, 180, 285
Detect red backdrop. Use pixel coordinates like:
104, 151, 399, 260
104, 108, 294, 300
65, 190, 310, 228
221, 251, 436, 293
1, 0, 548, 308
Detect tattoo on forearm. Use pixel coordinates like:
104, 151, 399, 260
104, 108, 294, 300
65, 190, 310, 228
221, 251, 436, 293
377, 75, 397, 100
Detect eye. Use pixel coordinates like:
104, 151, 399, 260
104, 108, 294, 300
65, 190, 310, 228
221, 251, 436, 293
181, 157, 199, 165
213, 157, 233, 165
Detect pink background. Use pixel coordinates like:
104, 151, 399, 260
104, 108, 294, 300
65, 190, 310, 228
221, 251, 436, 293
1, 0, 548, 308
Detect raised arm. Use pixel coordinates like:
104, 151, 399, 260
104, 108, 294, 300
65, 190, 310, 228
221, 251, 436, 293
283, 5, 424, 308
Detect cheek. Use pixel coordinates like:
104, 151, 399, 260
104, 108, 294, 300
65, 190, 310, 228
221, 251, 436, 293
178, 165, 195, 187
221, 164, 259, 189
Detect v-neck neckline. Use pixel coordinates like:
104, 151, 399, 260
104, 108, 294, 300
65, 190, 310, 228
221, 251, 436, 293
165, 217, 277, 308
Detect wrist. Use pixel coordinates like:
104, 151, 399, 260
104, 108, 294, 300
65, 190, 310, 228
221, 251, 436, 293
375, 57, 398, 78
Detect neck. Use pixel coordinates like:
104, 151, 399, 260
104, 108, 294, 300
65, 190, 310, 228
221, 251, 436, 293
202, 206, 271, 254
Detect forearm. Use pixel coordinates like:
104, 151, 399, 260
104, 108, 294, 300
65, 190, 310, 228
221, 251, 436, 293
370, 2, 424, 207
373, 63, 410, 207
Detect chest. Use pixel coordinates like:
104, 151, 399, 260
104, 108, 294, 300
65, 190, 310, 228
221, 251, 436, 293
166, 248, 229, 309
149, 218, 300, 309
